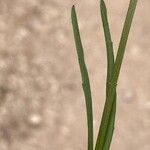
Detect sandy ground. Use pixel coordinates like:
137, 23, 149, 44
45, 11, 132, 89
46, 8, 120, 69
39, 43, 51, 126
0, 0, 150, 149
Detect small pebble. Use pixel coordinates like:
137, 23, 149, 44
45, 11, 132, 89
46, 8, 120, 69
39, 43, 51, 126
28, 114, 42, 127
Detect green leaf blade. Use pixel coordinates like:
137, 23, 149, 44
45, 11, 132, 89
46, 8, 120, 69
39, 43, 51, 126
95, 0, 116, 149
113, 0, 138, 83
100, 0, 114, 79
71, 5, 94, 150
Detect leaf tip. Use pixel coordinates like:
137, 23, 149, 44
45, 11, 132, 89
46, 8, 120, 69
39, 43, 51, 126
71, 5, 76, 19
71, 5, 75, 12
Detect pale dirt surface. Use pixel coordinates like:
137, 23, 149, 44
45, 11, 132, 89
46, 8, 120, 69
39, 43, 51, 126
0, 0, 149, 150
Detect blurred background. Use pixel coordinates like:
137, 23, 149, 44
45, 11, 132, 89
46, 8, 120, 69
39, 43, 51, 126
0, 0, 149, 149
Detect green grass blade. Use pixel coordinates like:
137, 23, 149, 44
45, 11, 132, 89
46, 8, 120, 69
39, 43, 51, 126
100, 0, 117, 149
95, 0, 138, 149
71, 5, 93, 150
100, 0, 114, 80
112, 0, 138, 83
95, 0, 116, 149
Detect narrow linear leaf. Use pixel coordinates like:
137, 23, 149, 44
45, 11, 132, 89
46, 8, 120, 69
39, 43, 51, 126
95, 0, 138, 149
100, 0, 114, 79
71, 5, 93, 150
95, 0, 116, 149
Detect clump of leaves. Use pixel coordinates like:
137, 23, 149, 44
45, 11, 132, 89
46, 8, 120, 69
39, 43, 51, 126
71, 0, 138, 150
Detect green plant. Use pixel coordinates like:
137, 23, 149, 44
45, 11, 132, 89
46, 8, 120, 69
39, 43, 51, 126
71, 0, 138, 150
